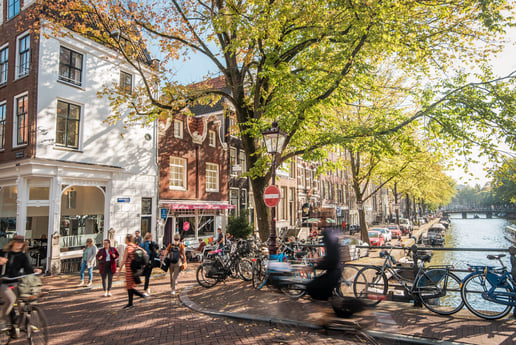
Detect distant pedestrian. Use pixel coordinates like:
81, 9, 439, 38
118, 234, 147, 309
134, 231, 143, 246
78, 238, 97, 287
141, 232, 158, 296
215, 227, 224, 248
165, 233, 186, 296
96, 239, 119, 297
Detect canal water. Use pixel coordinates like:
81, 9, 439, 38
432, 214, 515, 273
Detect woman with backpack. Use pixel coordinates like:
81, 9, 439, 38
165, 233, 186, 295
118, 234, 147, 309
141, 232, 157, 296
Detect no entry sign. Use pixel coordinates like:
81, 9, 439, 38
264, 185, 281, 207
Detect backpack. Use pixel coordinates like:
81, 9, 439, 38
168, 245, 180, 264
130, 246, 149, 272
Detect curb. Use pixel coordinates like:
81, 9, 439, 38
180, 284, 467, 345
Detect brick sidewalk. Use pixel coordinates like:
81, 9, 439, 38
33, 266, 381, 345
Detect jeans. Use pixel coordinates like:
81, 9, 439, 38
101, 269, 113, 291
80, 261, 93, 282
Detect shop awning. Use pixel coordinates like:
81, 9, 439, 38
163, 202, 236, 210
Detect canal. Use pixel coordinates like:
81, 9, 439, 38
432, 214, 515, 271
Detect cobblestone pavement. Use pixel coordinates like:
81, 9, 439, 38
31, 267, 389, 345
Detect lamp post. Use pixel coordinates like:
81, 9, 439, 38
262, 122, 287, 255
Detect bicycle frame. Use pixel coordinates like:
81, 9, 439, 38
464, 262, 516, 307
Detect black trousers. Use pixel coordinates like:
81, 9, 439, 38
127, 288, 145, 306
143, 265, 152, 291
100, 270, 113, 291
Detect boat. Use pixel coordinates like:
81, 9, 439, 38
422, 223, 446, 247
504, 224, 516, 245
473, 214, 480, 219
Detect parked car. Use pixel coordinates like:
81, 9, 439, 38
341, 235, 370, 259
368, 231, 385, 247
371, 227, 392, 242
387, 224, 402, 238
399, 218, 413, 234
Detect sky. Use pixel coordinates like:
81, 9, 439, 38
166, 18, 516, 188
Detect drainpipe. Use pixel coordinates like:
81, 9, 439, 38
196, 145, 200, 199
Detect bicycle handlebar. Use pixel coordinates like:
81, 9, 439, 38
0, 272, 41, 282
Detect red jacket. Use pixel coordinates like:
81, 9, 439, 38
96, 247, 119, 275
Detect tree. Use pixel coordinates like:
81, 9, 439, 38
491, 158, 516, 204
39, 0, 516, 242
226, 211, 254, 239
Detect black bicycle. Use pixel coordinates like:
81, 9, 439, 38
0, 273, 48, 345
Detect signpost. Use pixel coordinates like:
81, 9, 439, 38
263, 185, 281, 207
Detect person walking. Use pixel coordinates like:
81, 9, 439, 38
118, 234, 147, 309
165, 233, 186, 296
134, 231, 143, 246
96, 239, 119, 297
141, 232, 157, 296
78, 238, 97, 287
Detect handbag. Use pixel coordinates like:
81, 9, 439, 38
160, 257, 170, 272
180, 262, 187, 272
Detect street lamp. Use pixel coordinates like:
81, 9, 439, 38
262, 121, 287, 255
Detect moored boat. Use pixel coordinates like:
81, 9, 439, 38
504, 224, 516, 245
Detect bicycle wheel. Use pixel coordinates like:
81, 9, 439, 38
0, 329, 9, 345
416, 269, 464, 315
353, 266, 387, 306
196, 263, 218, 288
252, 258, 268, 289
337, 264, 361, 297
461, 272, 512, 320
27, 305, 48, 345
238, 258, 253, 281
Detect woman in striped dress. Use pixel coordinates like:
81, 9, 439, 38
118, 234, 146, 309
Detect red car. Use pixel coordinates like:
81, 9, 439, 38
368, 231, 385, 247
387, 225, 402, 238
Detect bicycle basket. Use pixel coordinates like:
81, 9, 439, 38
416, 269, 446, 287
17, 275, 42, 299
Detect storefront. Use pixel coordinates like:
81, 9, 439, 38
159, 201, 235, 246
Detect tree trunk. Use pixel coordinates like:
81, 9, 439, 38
359, 207, 369, 243
249, 175, 271, 241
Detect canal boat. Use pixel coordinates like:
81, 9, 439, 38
422, 223, 446, 247
504, 224, 516, 245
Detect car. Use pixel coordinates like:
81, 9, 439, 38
368, 231, 385, 247
399, 218, 413, 234
340, 235, 370, 259
371, 227, 392, 242
387, 224, 402, 238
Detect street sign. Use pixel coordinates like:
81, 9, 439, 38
263, 185, 281, 207
117, 197, 130, 203
160, 208, 168, 219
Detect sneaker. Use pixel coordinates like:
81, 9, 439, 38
103, 292, 108, 297
87, 281, 92, 287
122, 304, 135, 310
143, 292, 149, 297
77, 281, 84, 287
171, 290, 175, 296
107, 292, 112, 297
146, 288, 151, 295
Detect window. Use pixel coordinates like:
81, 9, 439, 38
15, 94, 28, 146
56, 100, 80, 149
0, 103, 5, 149
209, 130, 216, 147
169, 157, 186, 190
0, 46, 8, 84
239, 151, 246, 173
8, 0, 20, 19
141, 197, 152, 237
173, 119, 183, 139
119, 71, 132, 93
59, 47, 83, 86
17, 35, 30, 77
206, 163, 219, 192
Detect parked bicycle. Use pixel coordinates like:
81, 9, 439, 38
353, 245, 464, 315
460, 246, 516, 319
0, 273, 48, 345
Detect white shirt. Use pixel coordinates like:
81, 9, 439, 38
105, 248, 110, 262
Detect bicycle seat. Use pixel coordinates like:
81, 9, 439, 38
487, 254, 506, 260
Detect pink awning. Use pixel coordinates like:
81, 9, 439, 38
169, 203, 236, 210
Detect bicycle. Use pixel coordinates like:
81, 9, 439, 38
460, 246, 516, 320
353, 245, 464, 315
0, 273, 48, 345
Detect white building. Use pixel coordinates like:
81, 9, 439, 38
0, 12, 157, 274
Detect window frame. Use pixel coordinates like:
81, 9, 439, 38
208, 130, 216, 147
17, 33, 30, 78
7, 0, 20, 19
205, 163, 219, 192
14, 92, 28, 147
173, 119, 183, 139
169, 156, 187, 190
58, 46, 84, 86
55, 99, 81, 150
0, 102, 6, 150
119, 70, 132, 94
0, 45, 8, 85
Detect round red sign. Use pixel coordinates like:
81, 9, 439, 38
263, 185, 281, 207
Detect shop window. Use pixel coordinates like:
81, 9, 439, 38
29, 187, 49, 200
